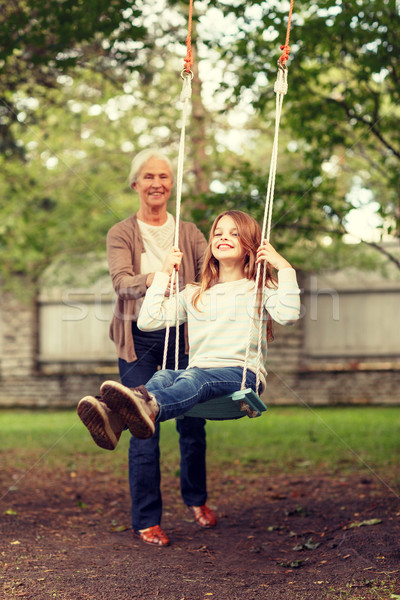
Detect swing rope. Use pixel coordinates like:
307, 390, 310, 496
184, 0, 194, 73
163, 0, 293, 410
161, 0, 194, 371
278, 0, 294, 66
241, 9, 292, 394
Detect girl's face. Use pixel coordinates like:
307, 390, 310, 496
211, 215, 246, 263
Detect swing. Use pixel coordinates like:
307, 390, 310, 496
162, 0, 294, 421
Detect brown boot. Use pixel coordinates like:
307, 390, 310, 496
100, 380, 158, 440
77, 395, 124, 450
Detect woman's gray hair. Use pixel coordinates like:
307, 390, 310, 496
128, 148, 174, 187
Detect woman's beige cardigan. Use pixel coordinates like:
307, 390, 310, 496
107, 214, 207, 363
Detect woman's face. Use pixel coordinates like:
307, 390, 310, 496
133, 157, 173, 212
211, 215, 246, 263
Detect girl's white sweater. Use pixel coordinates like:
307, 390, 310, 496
137, 268, 301, 390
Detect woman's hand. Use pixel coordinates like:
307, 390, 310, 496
256, 240, 292, 271
162, 246, 183, 276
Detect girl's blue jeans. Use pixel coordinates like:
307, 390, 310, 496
147, 366, 257, 422
119, 322, 207, 532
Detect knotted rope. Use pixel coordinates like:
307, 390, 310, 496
183, 0, 194, 73
240, 73, 290, 392
161, 62, 193, 371
278, 0, 294, 67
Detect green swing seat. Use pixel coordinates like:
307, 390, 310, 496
183, 388, 267, 420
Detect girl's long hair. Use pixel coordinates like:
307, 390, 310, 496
192, 210, 277, 341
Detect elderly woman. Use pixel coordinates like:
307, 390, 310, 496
78, 149, 216, 546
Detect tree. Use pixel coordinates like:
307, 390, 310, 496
209, 0, 400, 268
0, 0, 153, 156
0, 0, 206, 292
0, 62, 190, 291
3, 0, 398, 297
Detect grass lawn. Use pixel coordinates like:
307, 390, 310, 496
1, 406, 399, 600
1, 406, 399, 486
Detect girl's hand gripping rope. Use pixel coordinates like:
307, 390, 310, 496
256, 240, 292, 271
162, 246, 183, 275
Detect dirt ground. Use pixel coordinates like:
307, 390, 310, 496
1, 464, 400, 600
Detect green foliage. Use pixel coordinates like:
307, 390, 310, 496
213, 0, 400, 250
190, 157, 384, 271
0, 63, 185, 289
1, 0, 399, 294
0, 0, 149, 155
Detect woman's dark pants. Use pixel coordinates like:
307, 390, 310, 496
118, 323, 207, 532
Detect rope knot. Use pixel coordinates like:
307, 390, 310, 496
274, 67, 288, 95
278, 44, 291, 65
180, 71, 192, 101
184, 35, 193, 73
183, 0, 194, 74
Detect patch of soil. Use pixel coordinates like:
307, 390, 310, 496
1, 465, 399, 599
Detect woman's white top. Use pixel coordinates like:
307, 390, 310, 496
133, 213, 175, 319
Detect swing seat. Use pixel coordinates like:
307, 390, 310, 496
182, 388, 267, 420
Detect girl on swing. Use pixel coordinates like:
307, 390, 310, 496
79, 209, 300, 441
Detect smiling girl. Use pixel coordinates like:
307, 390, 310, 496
85, 210, 301, 438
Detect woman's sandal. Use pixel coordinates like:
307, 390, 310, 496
137, 525, 170, 546
191, 504, 218, 528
